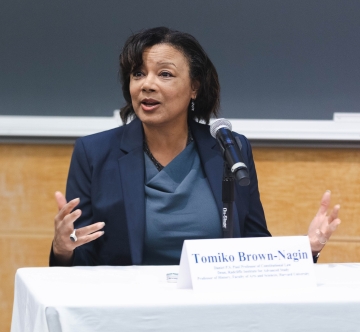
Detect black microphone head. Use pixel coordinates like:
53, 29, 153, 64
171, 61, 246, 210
210, 118, 232, 138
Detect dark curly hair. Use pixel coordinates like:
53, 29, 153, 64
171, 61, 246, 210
119, 27, 220, 124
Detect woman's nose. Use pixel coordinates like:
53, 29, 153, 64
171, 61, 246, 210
141, 74, 156, 92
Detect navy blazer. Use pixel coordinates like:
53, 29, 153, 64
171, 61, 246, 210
50, 118, 270, 266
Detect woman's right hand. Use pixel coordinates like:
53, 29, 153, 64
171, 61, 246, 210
52, 191, 105, 265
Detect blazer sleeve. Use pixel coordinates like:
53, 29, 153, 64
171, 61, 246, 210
236, 134, 271, 238
49, 138, 98, 266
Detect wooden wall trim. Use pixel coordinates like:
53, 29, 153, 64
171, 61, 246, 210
1, 114, 360, 141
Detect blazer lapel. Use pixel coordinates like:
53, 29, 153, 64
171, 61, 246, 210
190, 121, 241, 237
117, 118, 146, 265
190, 121, 223, 217
118, 119, 242, 264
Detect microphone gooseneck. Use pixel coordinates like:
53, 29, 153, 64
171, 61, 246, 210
210, 118, 250, 186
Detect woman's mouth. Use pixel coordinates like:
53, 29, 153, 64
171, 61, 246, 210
141, 99, 160, 112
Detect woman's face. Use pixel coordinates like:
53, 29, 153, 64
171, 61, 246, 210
129, 44, 198, 128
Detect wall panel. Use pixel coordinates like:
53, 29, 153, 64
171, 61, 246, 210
1, 144, 359, 331
254, 148, 360, 249
0, 144, 72, 332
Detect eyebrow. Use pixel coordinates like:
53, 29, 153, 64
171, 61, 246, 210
157, 61, 177, 67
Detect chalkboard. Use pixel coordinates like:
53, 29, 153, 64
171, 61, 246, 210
1, 0, 359, 119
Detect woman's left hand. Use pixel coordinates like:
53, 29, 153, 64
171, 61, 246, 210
308, 190, 341, 255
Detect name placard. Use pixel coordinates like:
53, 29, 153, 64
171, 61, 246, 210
177, 236, 316, 291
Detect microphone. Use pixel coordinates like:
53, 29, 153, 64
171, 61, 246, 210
210, 118, 250, 186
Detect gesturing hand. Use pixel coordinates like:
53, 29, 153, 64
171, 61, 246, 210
52, 191, 105, 265
308, 190, 341, 255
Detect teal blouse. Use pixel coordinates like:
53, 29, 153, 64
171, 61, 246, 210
142, 141, 222, 265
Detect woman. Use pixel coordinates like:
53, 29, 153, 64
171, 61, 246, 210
50, 27, 340, 266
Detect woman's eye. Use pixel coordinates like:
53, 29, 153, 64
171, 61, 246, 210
132, 71, 143, 78
160, 71, 173, 78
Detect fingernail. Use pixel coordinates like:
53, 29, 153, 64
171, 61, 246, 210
101, 222, 106, 227
326, 190, 331, 193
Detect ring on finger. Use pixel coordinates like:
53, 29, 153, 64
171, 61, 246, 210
70, 229, 78, 242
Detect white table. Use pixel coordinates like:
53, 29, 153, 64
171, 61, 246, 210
11, 264, 360, 332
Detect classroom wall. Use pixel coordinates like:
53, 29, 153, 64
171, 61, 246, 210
1, 143, 359, 331
2, 0, 360, 120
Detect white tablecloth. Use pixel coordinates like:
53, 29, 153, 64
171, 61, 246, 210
11, 264, 360, 332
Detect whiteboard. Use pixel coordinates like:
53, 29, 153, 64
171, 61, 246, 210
1, 0, 359, 120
